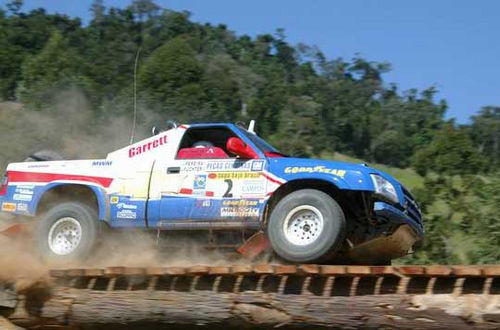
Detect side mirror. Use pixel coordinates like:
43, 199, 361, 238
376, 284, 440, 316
152, 126, 159, 136
226, 137, 257, 159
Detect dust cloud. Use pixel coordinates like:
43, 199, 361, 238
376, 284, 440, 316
0, 88, 162, 169
0, 216, 47, 282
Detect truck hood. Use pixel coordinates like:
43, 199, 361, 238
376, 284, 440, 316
268, 157, 406, 204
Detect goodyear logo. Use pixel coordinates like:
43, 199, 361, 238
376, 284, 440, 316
208, 172, 261, 180
110, 196, 119, 204
222, 200, 258, 206
284, 166, 346, 178
1, 202, 16, 212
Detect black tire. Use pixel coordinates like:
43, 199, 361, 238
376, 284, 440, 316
36, 202, 98, 264
267, 189, 346, 263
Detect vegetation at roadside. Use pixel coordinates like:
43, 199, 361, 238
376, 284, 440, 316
0, 0, 499, 264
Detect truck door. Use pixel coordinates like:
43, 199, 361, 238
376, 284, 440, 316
150, 126, 268, 229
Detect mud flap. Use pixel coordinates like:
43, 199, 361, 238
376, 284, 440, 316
347, 224, 418, 264
237, 231, 270, 259
0, 223, 33, 239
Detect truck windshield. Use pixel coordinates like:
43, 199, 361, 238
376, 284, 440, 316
238, 128, 284, 155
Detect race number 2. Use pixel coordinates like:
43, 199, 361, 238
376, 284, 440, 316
223, 179, 233, 197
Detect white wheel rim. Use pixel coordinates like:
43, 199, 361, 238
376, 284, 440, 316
48, 217, 82, 255
283, 205, 324, 246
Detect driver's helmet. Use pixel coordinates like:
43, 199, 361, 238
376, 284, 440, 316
193, 141, 214, 148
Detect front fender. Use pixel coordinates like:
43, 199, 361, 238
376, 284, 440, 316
32, 183, 109, 221
269, 160, 373, 191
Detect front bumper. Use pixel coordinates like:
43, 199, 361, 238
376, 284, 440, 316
348, 201, 424, 264
373, 201, 424, 241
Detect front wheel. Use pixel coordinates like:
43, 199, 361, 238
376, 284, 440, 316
267, 189, 346, 263
36, 202, 98, 264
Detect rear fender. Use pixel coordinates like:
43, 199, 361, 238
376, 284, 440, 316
32, 183, 109, 221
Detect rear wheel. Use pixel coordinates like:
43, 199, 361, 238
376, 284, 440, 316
36, 202, 98, 264
267, 189, 346, 263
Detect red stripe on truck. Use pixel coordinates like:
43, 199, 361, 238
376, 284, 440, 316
8, 171, 114, 188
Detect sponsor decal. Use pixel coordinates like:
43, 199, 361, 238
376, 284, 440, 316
17, 203, 28, 212
116, 202, 138, 210
284, 166, 346, 178
128, 135, 168, 158
195, 199, 211, 207
220, 206, 259, 217
222, 200, 258, 206
1, 202, 16, 212
181, 160, 204, 172
116, 209, 137, 219
208, 172, 260, 180
206, 160, 253, 171
242, 180, 266, 194
27, 164, 49, 168
110, 196, 119, 204
15, 185, 35, 191
194, 175, 207, 190
15, 188, 33, 195
13, 194, 32, 202
92, 160, 113, 166
251, 160, 265, 171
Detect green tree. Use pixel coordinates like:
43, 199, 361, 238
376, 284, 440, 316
16, 31, 91, 108
412, 123, 486, 176
271, 95, 324, 157
138, 37, 203, 117
469, 106, 500, 169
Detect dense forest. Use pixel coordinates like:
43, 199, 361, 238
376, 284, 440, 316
0, 0, 499, 264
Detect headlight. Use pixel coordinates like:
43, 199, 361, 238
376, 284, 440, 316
370, 174, 399, 204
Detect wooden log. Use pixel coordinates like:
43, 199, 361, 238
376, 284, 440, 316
0, 284, 17, 309
5, 284, 500, 329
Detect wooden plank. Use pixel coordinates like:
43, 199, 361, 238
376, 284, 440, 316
425, 266, 452, 276
346, 266, 372, 276
252, 264, 275, 274
319, 265, 346, 276
66, 269, 85, 277
298, 264, 319, 275
452, 266, 482, 277
49, 269, 68, 278
274, 265, 297, 275
397, 266, 425, 276
83, 269, 105, 277
162, 267, 187, 275
369, 266, 394, 275
122, 267, 146, 276
481, 265, 500, 276
208, 266, 231, 275
145, 267, 168, 276
187, 266, 209, 275
105, 267, 126, 276
231, 265, 253, 275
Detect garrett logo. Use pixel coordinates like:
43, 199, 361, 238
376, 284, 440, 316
128, 135, 168, 158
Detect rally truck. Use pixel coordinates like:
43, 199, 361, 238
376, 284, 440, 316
0, 122, 424, 264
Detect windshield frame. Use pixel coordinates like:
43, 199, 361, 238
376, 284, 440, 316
236, 127, 282, 155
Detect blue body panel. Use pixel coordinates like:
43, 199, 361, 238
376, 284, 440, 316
0, 183, 108, 220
